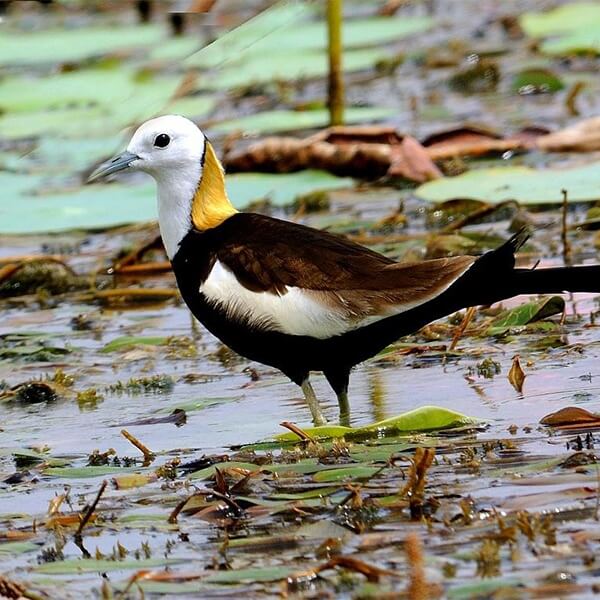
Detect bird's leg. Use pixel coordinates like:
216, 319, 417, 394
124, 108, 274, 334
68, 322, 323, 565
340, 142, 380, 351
301, 377, 327, 426
324, 369, 351, 426
336, 389, 350, 427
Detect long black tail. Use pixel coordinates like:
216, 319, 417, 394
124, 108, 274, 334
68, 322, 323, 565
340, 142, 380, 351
342, 230, 600, 365
511, 265, 600, 295
475, 229, 600, 300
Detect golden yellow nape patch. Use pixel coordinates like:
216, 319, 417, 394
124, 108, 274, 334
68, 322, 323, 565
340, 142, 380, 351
191, 142, 237, 231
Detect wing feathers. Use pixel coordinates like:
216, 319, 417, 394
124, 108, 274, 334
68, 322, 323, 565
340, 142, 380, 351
197, 214, 475, 338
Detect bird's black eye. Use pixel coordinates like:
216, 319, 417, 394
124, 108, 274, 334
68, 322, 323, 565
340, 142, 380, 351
154, 133, 170, 148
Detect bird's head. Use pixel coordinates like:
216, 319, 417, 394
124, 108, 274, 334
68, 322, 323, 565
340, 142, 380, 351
89, 115, 236, 259
89, 114, 206, 182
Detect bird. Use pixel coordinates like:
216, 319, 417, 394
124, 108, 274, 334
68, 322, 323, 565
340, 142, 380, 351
89, 114, 600, 426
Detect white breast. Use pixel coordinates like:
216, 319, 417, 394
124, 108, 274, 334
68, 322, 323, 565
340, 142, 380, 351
199, 260, 353, 338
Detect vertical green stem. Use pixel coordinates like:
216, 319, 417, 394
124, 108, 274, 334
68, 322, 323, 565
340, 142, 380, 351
327, 0, 344, 126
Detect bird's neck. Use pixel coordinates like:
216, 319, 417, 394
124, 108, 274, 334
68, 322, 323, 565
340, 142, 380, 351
156, 142, 236, 261
191, 142, 237, 232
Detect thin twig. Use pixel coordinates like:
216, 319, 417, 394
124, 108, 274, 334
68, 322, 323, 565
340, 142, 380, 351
449, 306, 476, 351
74, 480, 107, 540
280, 421, 313, 441
121, 429, 155, 463
595, 462, 600, 521
561, 188, 571, 265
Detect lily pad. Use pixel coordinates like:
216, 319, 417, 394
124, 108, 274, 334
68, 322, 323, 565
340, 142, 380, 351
416, 163, 600, 204
35, 557, 184, 574
313, 465, 382, 482
0, 180, 156, 234
186, 4, 434, 69
486, 296, 565, 336
100, 336, 169, 353
44, 466, 139, 478
520, 3, 600, 56
273, 405, 480, 443
211, 107, 394, 135
186, 2, 433, 89
511, 68, 564, 94
520, 3, 600, 38
0, 25, 169, 66
226, 170, 353, 208
0, 541, 39, 555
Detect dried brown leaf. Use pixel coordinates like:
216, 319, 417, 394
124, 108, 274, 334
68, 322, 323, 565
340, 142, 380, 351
508, 354, 525, 393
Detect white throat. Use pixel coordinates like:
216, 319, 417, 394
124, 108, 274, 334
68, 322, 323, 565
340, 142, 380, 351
155, 163, 201, 260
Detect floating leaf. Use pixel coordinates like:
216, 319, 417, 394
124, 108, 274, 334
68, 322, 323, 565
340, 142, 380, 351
35, 558, 184, 574
447, 578, 524, 600
211, 107, 394, 135
0, 541, 39, 555
0, 25, 170, 66
313, 466, 382, 483
416, 163, 600, 204
508, 355, 526, 393
188, 461, 260, 480
203, 566, 300, 584
0, 180, 156, 235
273, 406, 479, 443
226, 170, 353, 208
100, 336, 169, 353
44, 466, 138, 478
2, 170, 350, 234
112, 473, 156, 490
511, 68, 564, 94
540, 406, 600, 428
486, 296, 565, 336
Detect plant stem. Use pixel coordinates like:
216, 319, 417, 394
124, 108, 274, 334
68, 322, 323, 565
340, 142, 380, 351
327, 0, 344, 125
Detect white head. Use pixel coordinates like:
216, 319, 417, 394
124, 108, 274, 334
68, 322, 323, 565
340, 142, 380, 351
89, 115, 236, 260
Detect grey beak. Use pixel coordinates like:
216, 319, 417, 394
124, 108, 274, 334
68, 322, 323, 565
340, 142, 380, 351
87, 151, 140, 183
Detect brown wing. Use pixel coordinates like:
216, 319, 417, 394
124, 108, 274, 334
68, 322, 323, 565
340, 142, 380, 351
212, 213, 475, 323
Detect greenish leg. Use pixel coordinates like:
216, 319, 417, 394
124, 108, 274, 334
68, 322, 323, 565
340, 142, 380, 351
301, 378, 327, 426
337, 390, 350, 427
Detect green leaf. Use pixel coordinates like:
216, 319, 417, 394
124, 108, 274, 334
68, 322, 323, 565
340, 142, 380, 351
188, 461, 260, 480
275, 425, 353, 442
313, 466, 382, 482
272, 406, 479, 444
226, 170, 353, 208
186, 2, 433, 69
520, 3, 600, 55
203, 566, 300, 584
35, 557, 184, 574
1, 171, 349, 234
511, 68, 564, 93
0, 25, 169, 66
185, 3, 433, 89
447, 577, 524, 600
200, 48, 393, 91
0, 179, 156, 235
486, 296, 565, 336
0, 541, 39, 555
4, 448, 69, 467
520, 2, 600, 37
44, 466, 139, 478
100, 336, 169, 353
211, 107, 394, 135
361, 406, 479, 435
416, 163, 600, 205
